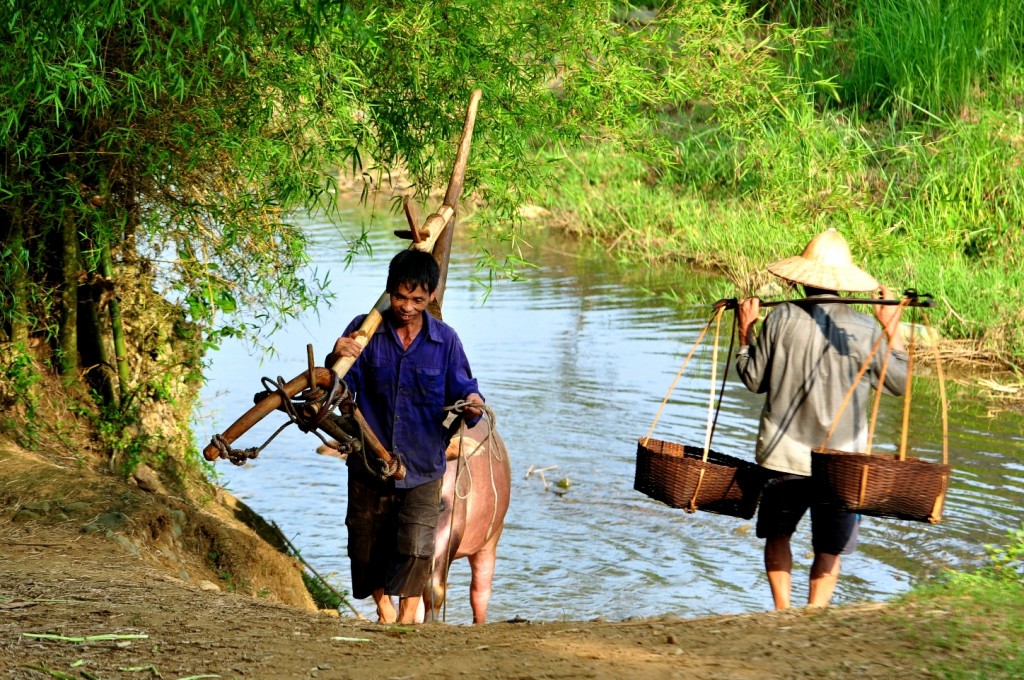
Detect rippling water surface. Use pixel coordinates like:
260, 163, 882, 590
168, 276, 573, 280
196, 202, 1024, 624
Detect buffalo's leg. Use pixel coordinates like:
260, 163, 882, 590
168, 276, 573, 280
467, 528, 503, 624
422, 569, 447, 622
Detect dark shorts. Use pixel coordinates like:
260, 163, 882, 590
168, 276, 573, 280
346, 472, 442, 600
756, 474, 859, 555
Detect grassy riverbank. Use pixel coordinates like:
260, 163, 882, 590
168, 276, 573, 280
535, 2, 1024, 370
902, 526, 1024, 678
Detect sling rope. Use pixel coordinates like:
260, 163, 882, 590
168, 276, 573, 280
210, 374, 348, 466
820, 297, 911, 452
641, 310, 721, 446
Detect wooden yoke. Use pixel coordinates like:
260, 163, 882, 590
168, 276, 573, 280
203, 368, 334, 460
203, 89, 483, 477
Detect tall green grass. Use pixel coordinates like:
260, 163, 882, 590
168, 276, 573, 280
538, 103, 1024, 364
760, 0, 1024, 116
534, 2, 1024, 366
844, 0, 1024, 116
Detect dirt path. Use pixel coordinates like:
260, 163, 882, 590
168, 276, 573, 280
0, 435, 950, 680
0, 521, 941, 680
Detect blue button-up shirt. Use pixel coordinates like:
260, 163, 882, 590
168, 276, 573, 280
342, 311, 482, 488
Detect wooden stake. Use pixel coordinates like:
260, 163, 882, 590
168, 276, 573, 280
402, 195, 422, 242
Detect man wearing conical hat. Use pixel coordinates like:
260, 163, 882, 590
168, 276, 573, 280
735, 228, 909, 611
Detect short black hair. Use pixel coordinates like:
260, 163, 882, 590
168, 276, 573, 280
386, 249, 440, 294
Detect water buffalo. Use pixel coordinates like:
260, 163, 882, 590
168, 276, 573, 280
424, 416, 511, 624
317, 413, 511, 624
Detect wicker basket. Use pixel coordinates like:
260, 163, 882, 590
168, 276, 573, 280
634, 438, 771, 519
811, 448, 950, 523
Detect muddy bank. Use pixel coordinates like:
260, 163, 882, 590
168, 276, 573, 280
0, 435, 314, 612
0, 434, 955, 679
1, 525, 937, 679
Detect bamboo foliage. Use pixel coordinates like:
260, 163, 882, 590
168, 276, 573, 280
0, 0, 804, 439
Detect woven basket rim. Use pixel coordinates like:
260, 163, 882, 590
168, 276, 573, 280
812, 447, 951, 469
638, 439, 760, 468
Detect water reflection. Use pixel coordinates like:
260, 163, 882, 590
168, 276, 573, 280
197, 202, 1024, 624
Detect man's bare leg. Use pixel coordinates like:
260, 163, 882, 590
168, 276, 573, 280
372, 588, 396, 623
397, 595, 423, 624
808, 552, 841, 608
764, 535, 793, 611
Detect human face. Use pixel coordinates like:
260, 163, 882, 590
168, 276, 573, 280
389, 282, 434, 327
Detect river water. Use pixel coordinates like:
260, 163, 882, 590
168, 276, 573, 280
196, 201, 1024, 624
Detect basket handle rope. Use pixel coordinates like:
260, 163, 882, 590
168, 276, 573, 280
895, 309, 949, 465
641, 307, 725, 447
922, 311, 951, 520
703, 308, 736, 455
923, 312, 949, 466
864, 328, 896, 456
897, 312, 918, 461
702, 309, 722, 456
820, 297, 912, 452
704, 311, 737, 454
689, 309, 736, 511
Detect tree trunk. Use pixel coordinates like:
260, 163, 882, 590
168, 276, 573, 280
99, 244, 130, 403
57, 208, 80, 381
77, 275, 118, 407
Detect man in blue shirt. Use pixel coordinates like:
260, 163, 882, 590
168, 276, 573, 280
328, 249, 483, 624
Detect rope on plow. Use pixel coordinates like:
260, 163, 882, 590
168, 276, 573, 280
209, 373, 353, 466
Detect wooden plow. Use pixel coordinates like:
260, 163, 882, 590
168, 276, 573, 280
203, 89, 484, 481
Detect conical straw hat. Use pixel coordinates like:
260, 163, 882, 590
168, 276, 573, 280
767, 229, 879, 292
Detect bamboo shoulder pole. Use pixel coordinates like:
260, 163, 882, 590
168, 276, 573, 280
204, 90, 483, 476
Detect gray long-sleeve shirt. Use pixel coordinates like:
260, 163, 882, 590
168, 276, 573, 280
735, 299, 909, 476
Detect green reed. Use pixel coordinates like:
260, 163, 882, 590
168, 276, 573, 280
842, 0, 1023, 116
538, 101, 1024, 364
754, 0, 1024, 117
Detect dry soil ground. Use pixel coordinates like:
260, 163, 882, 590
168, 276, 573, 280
0, 436, 951, 680
0, 520, 952, 680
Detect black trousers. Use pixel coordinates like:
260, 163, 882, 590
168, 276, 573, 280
346, 469, 442, 599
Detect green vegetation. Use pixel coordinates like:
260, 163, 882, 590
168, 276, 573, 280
8, 0, 1016, 465
0, 0, 802, 467
902, 525, 1024, 678
300, 569, 347, 613
539, 1, 1024, 368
